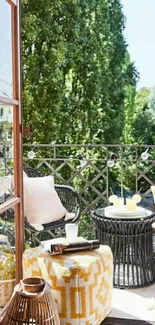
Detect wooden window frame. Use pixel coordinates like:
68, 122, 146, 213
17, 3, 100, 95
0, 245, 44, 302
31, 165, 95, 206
0, 0, 24, 283
0, 97, 19, 105
6, 0, 17, 6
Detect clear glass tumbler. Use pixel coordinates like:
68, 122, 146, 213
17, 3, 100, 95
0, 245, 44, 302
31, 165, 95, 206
65, 223, 78, 242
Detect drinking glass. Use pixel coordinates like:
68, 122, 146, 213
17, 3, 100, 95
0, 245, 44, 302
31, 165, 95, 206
65, 223, 78, 242
126, 198, 136, 211
114, 197, 124, 207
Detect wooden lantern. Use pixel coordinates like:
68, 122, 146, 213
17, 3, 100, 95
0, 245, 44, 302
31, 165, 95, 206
2, 277, 60, 325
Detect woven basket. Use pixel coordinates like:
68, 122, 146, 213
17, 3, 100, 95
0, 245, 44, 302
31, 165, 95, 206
3, 277, 60, 325
0, 279, 15, 308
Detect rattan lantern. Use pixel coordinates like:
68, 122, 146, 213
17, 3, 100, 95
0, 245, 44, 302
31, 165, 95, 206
3, 277, 60, 325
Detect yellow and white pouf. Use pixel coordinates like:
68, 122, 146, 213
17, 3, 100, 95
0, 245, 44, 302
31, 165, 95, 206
23, 244, 113, 325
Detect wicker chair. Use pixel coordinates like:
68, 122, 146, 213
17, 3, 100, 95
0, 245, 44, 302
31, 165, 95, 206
0, 166, 81, 242
23, 165, 81, 233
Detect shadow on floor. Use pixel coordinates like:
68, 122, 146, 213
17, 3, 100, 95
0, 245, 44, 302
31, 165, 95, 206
101, 317, 155, 325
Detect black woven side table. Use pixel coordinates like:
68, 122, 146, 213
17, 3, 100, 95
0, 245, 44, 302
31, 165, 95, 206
92, 208, 155, 288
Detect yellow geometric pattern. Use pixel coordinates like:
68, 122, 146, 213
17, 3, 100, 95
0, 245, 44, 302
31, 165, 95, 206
23, 244, 113, 325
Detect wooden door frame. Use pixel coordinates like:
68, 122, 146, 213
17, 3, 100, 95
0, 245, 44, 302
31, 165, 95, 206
0, 0, 24, 283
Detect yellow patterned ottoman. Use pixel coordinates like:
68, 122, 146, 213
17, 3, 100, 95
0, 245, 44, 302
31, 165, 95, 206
23, 245, 113, 325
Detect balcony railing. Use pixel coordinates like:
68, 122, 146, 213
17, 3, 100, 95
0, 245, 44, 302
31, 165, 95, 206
23, 144, 155, 241
1, 144, 155, 245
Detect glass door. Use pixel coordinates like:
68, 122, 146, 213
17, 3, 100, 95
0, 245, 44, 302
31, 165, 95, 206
0, 0, 23, 283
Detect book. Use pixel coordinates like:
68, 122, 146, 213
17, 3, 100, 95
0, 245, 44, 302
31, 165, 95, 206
40, 237, 100, 255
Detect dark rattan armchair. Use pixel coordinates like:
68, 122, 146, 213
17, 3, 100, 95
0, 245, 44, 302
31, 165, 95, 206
23, 165, 81, 233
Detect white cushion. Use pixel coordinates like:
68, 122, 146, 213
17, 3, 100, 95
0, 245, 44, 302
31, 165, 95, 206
23, 171, 28, 178
23, 176, 67, 225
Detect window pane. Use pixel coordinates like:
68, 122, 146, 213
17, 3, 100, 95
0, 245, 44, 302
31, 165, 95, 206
0, 104, 14, 206
0, 0, 12, 98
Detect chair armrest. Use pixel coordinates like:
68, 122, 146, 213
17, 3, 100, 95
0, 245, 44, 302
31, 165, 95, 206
55, 184, 81, 222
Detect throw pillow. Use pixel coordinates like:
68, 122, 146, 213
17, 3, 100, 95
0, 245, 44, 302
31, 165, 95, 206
23, 176, 67, 225
23, 171, 28, 178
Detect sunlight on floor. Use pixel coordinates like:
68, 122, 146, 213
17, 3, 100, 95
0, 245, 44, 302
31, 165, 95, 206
109, 283, 155, 323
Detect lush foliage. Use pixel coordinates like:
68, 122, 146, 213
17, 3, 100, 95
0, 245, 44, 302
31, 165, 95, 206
21, 0, 155, 235
131, 87, 155, 144
22, 0, 137, 145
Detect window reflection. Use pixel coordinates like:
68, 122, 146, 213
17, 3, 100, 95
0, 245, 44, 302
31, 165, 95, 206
0, 104, 14, 204
0, 0, 12, 98
0, 104, 13, 143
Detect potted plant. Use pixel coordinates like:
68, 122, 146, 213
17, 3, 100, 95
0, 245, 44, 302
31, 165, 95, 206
0, 235, 16, 307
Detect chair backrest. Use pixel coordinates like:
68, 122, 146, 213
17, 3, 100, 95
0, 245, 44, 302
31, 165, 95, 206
23, 164, 81, 228
24, 165, 44, 177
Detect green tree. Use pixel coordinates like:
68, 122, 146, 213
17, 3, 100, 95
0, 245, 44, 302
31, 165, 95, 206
22, 0, 137, 145
122, 53, 138, 143
131, 87, 155, 144
148, 87, 155, 113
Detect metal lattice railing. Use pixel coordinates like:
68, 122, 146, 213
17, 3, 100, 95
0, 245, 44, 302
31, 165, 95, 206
1, 144, 155, 246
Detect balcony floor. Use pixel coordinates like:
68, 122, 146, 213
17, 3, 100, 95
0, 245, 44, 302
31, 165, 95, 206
103, 283, 155, 324
1, 284, 155, 324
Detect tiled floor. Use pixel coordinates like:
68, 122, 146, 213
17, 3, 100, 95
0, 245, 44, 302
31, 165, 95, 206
103, 318, 155, 324
1, 283, 155, 324
104, 283, 155, 324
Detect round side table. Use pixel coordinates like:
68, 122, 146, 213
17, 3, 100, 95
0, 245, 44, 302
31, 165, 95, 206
92, 208, 155, 288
